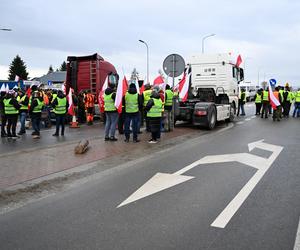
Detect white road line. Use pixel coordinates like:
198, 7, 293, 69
251, 115, 257, 119
245, 118, 251, 121
294, 217, 300, 250
236, 121, 244, 125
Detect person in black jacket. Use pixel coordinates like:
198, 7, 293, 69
145, 89, 163, 143
29, 91, 44, 138
0, 91, 7, 137
3, 90, 21, 139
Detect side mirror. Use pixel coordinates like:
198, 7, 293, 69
239, 68, 244, 82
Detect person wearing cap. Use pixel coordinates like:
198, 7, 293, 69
123, 83, 142, 143
17, 89, 29, 135
145, 88, 163, 143
3, 90, 21, 139
104, 83, 118, 141
51, 90, 68, 136
29, 91, 44, 138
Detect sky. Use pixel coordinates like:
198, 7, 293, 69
0, 0, 300, 87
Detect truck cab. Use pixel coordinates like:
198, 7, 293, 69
175, 53, 244, 129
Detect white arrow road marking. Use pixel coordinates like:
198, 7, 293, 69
117, 173, 194, 208
118, 140, 283, 229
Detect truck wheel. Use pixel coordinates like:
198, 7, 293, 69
226, 103, 235, 122
207, 106, 216, 130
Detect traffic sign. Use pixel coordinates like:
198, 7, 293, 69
269, 79, 276, 87
163, 54, 185, 78
47, 81, 53, 86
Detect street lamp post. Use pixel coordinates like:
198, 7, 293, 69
138, 39, 149, 84
202, 33, 215, 53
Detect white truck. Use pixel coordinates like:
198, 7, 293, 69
239, 81, 259, 102
175, 53, 244, 129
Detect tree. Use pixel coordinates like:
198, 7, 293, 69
59, 61, 67, 71
48, 65, 54, 74
8, 55, 29, 80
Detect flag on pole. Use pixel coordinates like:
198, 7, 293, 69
68, 88, 75, 116
153, 75, 164, 85
235, 54, 242, 67
98, 76, 108, 113
115, 76, 128, 113
178, 67, 191, 102
268, 81, 280, 110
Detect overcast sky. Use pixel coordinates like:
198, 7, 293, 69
1, 0, 299, 86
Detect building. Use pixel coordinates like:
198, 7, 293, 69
34, 71, 67, 89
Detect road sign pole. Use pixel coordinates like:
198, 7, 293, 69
171, 55, 176, 131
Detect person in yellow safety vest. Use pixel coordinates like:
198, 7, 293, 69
51, 90, 68, 136
17, 89, 29, 135
142, 84, 152, 132
104, 83, 118, 141
282, 85, 292, 118
272, 87, 282, 122
145, 88, 163, 143
163, 84, 174, 132
3, 90, 21, 139
255, 88, 263, 115
261, 88, 270, 119
51, 90, 58, 103
237, 88, 246, 116
292, 88, 300, 118
123, 83, 142, 143
29, 91, 44, 139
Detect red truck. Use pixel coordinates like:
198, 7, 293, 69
65, 53, 118, 99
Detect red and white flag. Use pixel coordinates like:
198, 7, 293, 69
179, 67, 191, 102
98, 76, 108, 113
0, 84, 5, 92
115, 76, 128, 113
268, 82, 281, 110
153, 75, 164, 85
235, 54, 242, 67
68, 88, 75, 116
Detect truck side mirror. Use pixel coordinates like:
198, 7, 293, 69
239, 68, 244, 82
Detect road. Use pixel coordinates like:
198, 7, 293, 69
0, 104, 300, 250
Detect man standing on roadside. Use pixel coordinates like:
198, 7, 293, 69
104, 83, 118, 141
237, 88, 246, 116
123, 83, 142, 143
17, 89, 29, 135
51, 90, 68, 136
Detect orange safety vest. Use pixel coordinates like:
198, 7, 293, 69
85, 94, 95, 108
273, 91, 280, 102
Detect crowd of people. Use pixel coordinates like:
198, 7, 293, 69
237, 83, 300, 121
0, 82, 175, 144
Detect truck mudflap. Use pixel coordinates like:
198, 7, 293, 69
192, 102, 216, 129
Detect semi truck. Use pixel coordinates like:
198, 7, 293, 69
65, 53, 118, 98
175, 53, 244, 129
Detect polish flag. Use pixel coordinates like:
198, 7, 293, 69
235, 55, 242, 67
68, 88, 75, 116
179, 67, 191, 102
98, 76, 108, 113
268, 82, 280, 110
139, 80, 145, 94
153, 75, 164, 85
115, 76, 128, 113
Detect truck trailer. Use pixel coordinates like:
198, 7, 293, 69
65, 53, 118, 98
175, 53, 244, 129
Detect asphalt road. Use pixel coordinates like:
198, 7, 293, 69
0, 106, 300, 250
